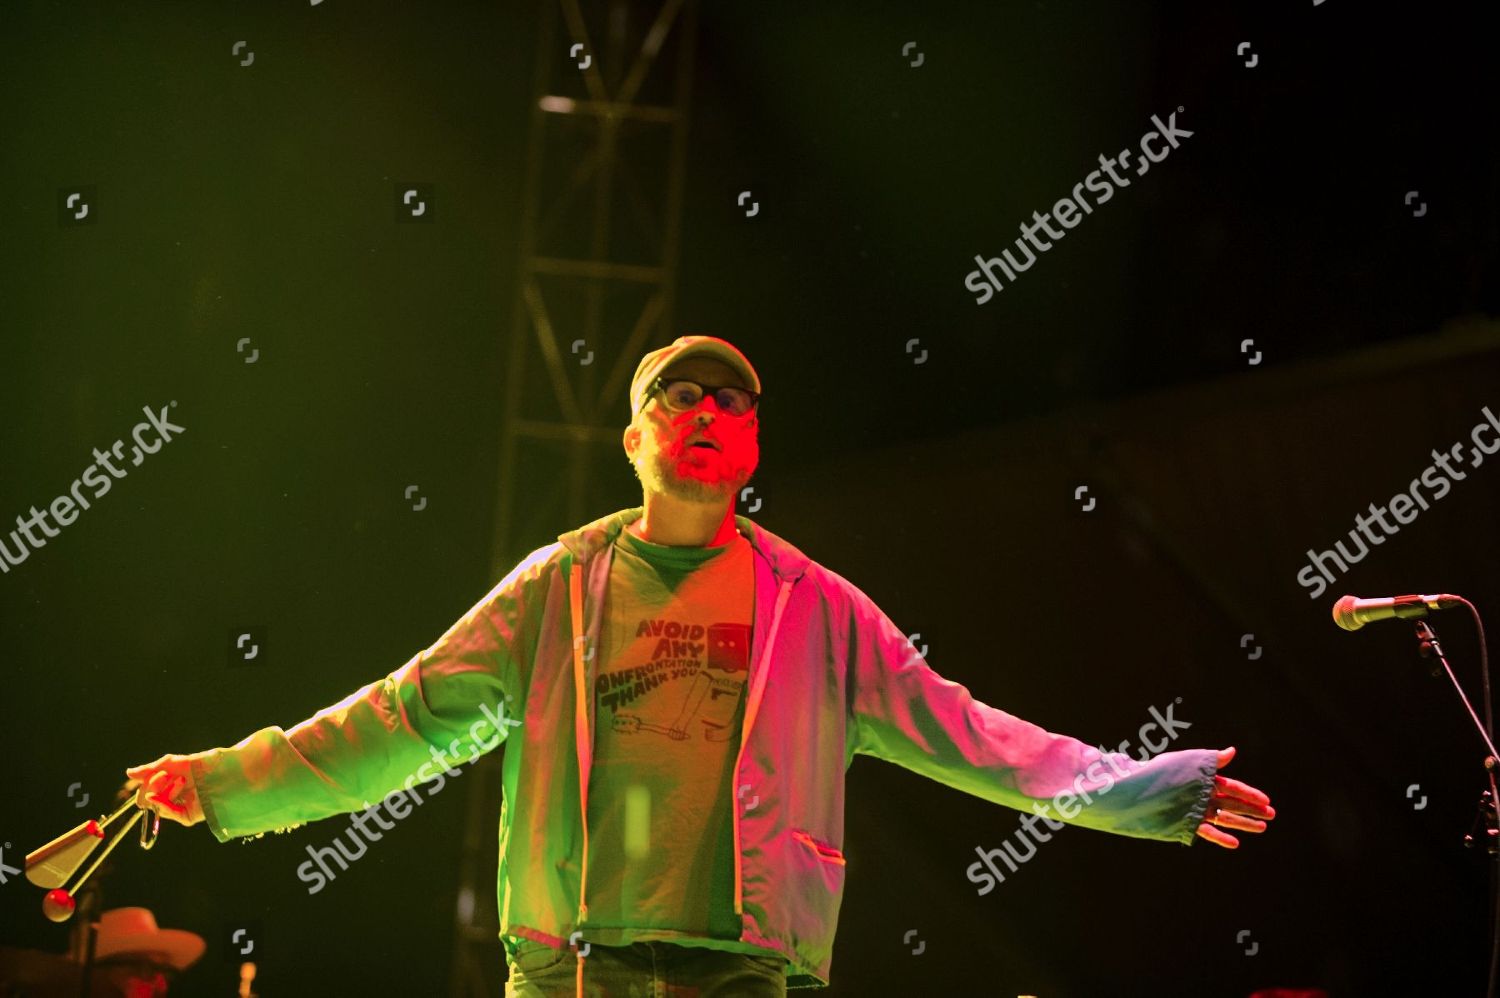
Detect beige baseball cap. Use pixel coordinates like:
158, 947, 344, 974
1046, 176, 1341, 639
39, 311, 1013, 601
628, 335, 761, 414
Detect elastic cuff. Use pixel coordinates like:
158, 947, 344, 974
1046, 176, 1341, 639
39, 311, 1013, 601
188, 753, 228, 843
1181, 750, 1220, 845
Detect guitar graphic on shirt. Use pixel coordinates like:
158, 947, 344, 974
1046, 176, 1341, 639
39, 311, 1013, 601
612, 673, 741, 741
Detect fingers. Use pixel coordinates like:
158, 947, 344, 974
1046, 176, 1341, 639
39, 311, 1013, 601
142, 771, 174, 795
122, 759, 204, 828
1210, 809, 1268, 834
148, 794, 188, 817
124, 757, 188, 795
1196, 822, 1239, 849
124, 754, 174, 780
151, 773, 187, 804
1212, 775, 1275, 818
1199, 759, 1275, 849
135, 771, 170, 811
1203, 782, 1274, 843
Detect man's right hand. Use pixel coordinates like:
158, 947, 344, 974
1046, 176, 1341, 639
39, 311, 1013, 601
124, 755, 206, 828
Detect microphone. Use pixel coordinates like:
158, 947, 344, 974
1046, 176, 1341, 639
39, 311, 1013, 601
1332, 593, 1462, 631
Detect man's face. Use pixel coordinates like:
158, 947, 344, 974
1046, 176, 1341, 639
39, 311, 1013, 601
95, 955, 175, 997
624, 356, 759, 504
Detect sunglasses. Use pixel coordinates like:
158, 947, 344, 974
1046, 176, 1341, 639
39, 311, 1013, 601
639, 377, 760, 417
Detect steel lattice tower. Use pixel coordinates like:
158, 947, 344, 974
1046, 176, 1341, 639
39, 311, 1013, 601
449, 1, 698, 993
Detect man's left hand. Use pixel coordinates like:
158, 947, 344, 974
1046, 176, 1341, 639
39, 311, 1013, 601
1195, 746, 1274, 849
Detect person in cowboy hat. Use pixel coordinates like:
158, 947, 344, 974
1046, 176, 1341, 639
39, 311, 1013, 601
81, 907, 205, 998
0, 907, 205, 998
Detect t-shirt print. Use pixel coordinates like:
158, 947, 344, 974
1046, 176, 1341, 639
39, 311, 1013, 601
579, 526, 756, 943
598, 619, 752, 743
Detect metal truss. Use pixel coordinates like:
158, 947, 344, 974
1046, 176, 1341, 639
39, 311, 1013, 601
449, 1, 698, 994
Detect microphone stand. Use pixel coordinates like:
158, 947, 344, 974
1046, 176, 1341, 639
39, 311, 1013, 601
72, 878, 102, 998
1411, 614, 1499, 998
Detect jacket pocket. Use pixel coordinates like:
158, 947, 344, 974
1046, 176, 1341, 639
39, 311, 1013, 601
508, 940, 571, 977
791, 828, 847, 866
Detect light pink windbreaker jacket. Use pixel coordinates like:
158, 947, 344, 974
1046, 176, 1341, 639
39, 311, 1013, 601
189, 506, 1219, 991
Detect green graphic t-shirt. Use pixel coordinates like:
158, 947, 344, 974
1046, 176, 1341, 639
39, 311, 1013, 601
579, 525, 767, 956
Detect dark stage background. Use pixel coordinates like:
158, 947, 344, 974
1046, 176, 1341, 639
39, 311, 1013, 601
3, 1, 1498, 996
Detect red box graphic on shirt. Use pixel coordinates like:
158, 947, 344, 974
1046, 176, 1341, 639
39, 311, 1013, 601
706, 622, 750, 674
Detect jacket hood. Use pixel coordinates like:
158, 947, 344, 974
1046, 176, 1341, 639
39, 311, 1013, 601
557, 506, 811, 583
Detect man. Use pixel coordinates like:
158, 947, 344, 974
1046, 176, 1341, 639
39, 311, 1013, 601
126, 335, 1275, 996
82, 907, 205, 998
0, 906, 205, 998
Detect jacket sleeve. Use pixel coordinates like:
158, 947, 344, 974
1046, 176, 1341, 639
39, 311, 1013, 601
188, 545, 557, 843
843, 583, 1218, 845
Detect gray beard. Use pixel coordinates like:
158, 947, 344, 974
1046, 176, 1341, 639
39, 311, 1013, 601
635, 448, 749, 503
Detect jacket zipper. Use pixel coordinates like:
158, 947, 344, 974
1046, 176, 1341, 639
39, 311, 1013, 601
732, 578, 794, 917
569, 561, 591, 925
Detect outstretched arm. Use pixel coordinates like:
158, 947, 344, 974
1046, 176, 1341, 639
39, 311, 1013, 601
844, 581, 1267, 846
124, 544, 555, 841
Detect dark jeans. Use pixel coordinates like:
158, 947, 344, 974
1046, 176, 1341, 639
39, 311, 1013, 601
504, 939, 788, 998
